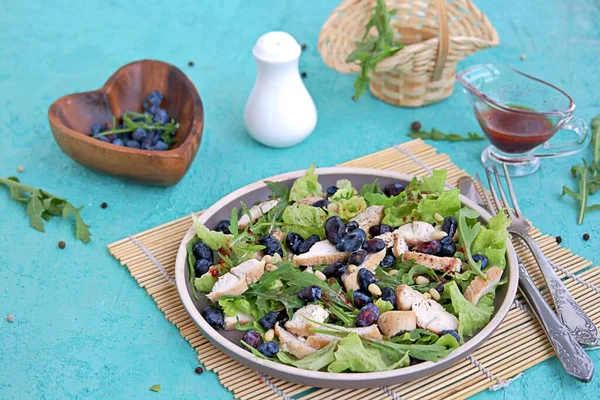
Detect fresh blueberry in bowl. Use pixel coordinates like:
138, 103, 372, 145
242, 330, 262, 349
215, 220, 231, 234
202, 307, 224, 330
257, 341, 279, 358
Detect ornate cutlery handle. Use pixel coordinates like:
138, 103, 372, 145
518, 261, 594, 382
518, 233, 599, 345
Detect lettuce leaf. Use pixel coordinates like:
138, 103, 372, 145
332, 196, 367, 220
366, 338, 453, 362
418, 170, 447, 194
382, 202, 418, 226
457, 207, 485, 278
277, 342, 337, 371
328, 333, 409, 372
359, 179, 383, 198
444, 281, 494, 339
218, 296, 260, 318
391, 329, 439, 345
289, 164, 322, 202
363, 192, 404, 207
282, 204, 327, 239
375, 299, 394, 314
416, 189, 461, 223
194, 273, 216, 293
472, 212, 510, 268
435, 333, 460, 349
192, 214, 229, 250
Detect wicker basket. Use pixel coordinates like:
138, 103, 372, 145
318, 0, 499, 107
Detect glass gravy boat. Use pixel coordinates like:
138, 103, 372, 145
456, 64, 589, 177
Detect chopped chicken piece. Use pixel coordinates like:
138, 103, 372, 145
392, 234, 409, 258
394, 221, 436, 246
224, 312, 253, 330
230, 259, 265, 284
306, 324, 382, 349
378, 311, 417, 337
351, 206, 384, 232
206, 273, 248, 302
341, 267, 360, 292
396, 285, 425, 311
362, 248, 387, 271
292, 240, 350, 267
271, 228, 285, 243
412, 298, 459, 334
376, 232, 395, 248
403, 251, 462, 273
274, 323, 317, 359
284, 304, 329, 337
238, 199, 279, 229
295, 193, 326, 205
464, 266, 503, 305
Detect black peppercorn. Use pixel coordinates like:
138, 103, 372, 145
410, 121, 422, 131
58, 241, 66, 249
583, 233, 590, 241
556, 236, 562, 244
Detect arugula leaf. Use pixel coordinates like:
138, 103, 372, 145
281, 204, 327, 239
62, 203, 92, 243
101, 110, 179, 146
408, 128, 484, 142
26, 190, 45, 232
265, 181, 289, 199
363, 192, 404, 207
392, 329, 439, 345
358, 179, 383, 198
235, 320, 265, 334
289, 164, 322, 202
457, 207, 485, 278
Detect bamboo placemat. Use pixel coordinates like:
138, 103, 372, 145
108, 139, 600, 400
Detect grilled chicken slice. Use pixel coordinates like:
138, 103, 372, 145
464, 266, 503, 305
340, 247, 385, 292
392, 234, 409, 258
224, 312, 253, 330
376, 232, 395, 248
412, 298, 459, 334
206, 273, 248, 302
341, 267, 361, 292
395, 285, 425, 311
362, 248, 387, 271
275, 323, 317, 359
230, 259, 265, 284
294, 193, 326, 205
284, 304, 329, 337
238, 199, 279, 229
402, 251, 462, 274
292, 240, 350, 267
378, 311, 417, 337
394, 221, 436, 246
351, 206, 384, 233
306, 325, 382, 349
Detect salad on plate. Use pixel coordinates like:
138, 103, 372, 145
186, 166, 509, 372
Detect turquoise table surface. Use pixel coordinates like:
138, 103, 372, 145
2, 0, 600, 399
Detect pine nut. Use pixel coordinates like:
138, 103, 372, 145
315, 270, 327, 281
389, 269, 399, 276
415, 276, 430, 286
262, 255, 272, 264
265, 264, 278, 272
433, 212, 444, 222
303, 266, 313, 274
429, 288, 441, 301
432, 230, 448, 240
271, 253, 282, 264
265, 329, 275, 342
423, 292, 432, 299
368, 283, 382, 296
453, 231, 458, 242
348, 265, 357, 273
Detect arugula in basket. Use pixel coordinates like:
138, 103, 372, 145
0, 177, 91, 242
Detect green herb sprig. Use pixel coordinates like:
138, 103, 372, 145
347, 0, 404, 101
562, 115, 600, 224
98, 111, 179, 145
0, 177, 91, 242
408, 128, 485, 142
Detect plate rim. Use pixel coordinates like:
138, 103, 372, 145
174, 167, 519, 388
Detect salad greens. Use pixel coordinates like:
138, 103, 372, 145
408, 128, 485, 142
186, 166, 509, 373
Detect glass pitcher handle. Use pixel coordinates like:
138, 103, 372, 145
534, 116, 590, 158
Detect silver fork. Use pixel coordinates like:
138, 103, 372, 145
484, 164, 599, 346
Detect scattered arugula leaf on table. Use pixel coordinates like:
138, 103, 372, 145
0, 177, 91, 242
408, 128, 485, 142
347, 0, 404, 101
562, 115, 600, 224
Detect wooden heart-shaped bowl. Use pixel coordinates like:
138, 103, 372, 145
48, 60, 204, 186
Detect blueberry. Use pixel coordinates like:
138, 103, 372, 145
144, 90, 164, 107
298, 234, 320, 254
353, 291, 372, 308
362, 238, 385, 253
336, 229, 366, 252
259, 234, 283, 257
96, 135, 110, 143
112, 138, 124, 146
384, 183, 405, 197
194, 258, 211, 277
286, 232, 303, 255
153, 140, 169, 151
442, 217, 457, 238
326, 186, 339, 198
345, 221, 359, 234
153, 108, 169, 125
322, 262, 348, 278
381, 287, 396, 307
325, 216, 346, 245
202, 307, 224, 330
312, 199, 330, 209
348, 250, 367, 266
441, 329, 460, 342
257, 341, 279, 358
193, 241, 213, 262
356, 303, 379, 327
369, 224, 392, 237
242, 330, 262, 349
124, 140, 141, 149
438, 236, 456, 257
90, 123, 103, 136
105, 134, 117, 142
215, 220, 231, 234
416, 240, 442, 255
410, 357, 423, 366
147, 130, 160, 145
297, 285, 322, 302
379, 254, 395, 268
358, 268, 376, 292
141, 139, 153, 150
132, 128, 147, 140
259, 311, 280, 330
144, 104, 157, 115
436, 280, 447, 293
472, 254, 488, 269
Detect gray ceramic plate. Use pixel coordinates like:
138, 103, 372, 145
174, 167, 519, 389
